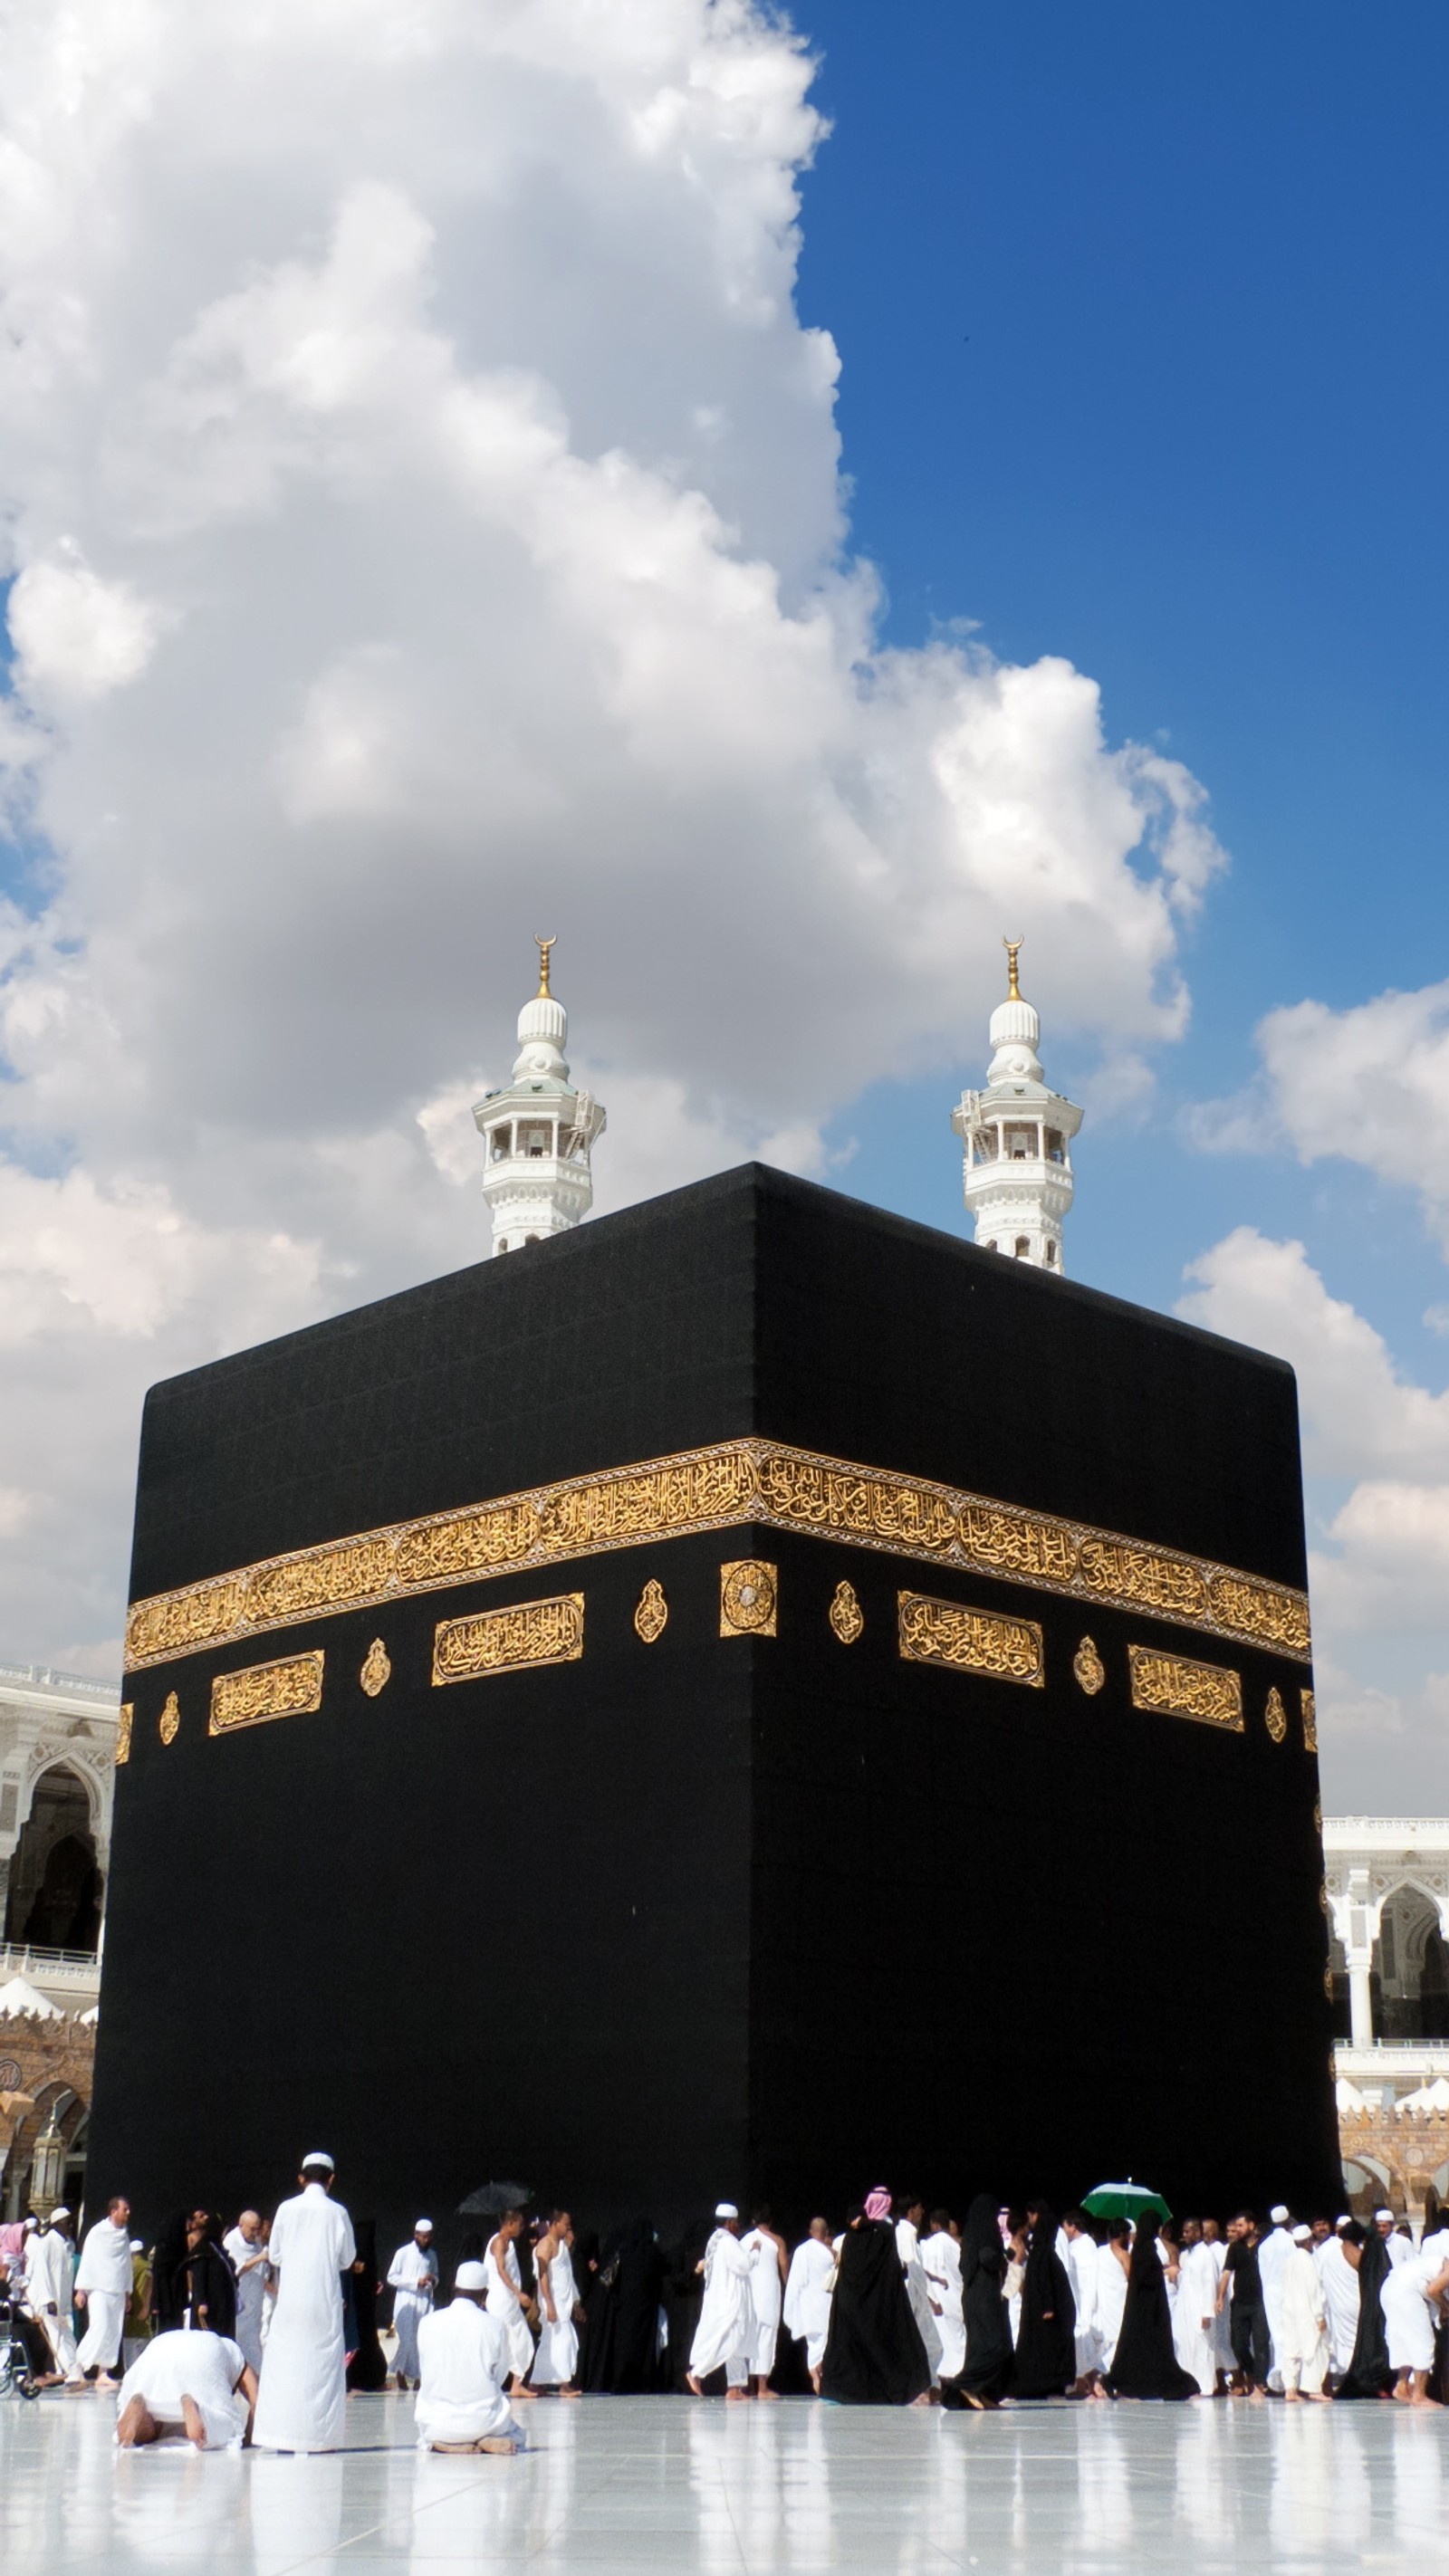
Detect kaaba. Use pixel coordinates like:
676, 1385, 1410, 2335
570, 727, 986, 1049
91, 1164, 1340, 2248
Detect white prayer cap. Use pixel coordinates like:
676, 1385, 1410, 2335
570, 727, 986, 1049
415, 2218, 434, 2232
302, 2150, 334, 2171
50, 2206, 70, 2220
455, 2261, 488, 2293
1375, 2207, 1395, 2222
1270, 2204, 1290, 2224
1291, 2225, 1312, 2243
715, 2202, 738, 2220
130, 2239, 144, 2254
1336, 2216, 1351, 2232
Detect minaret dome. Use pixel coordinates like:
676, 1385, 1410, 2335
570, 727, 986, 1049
473, 936, 606, 1256
951, 937, 1081, 1274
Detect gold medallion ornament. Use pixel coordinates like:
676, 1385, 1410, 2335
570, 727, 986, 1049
1319, 1880, 1330, 1915
1072, 1637, 1106, 1696
158, 1692, 180, 1746
1128, 1646, 1243, 1732
123, 1435, 1311, 1672
1300, 1688, 1318, 1751
1313, 1797, 1322, 1831
829, 1580, 864, 1644
634, 1580, 668, 1644
1264, 1686, 1287, 1744
210, 1651, 325, 1738
720, 1561, 777, 1637
1323, 1963, 1334, 2001
433, 1594, 583, 1685
115, 1704, 133, 1766
360, 1639, 391, 1698
898, 1592, 1045, 1688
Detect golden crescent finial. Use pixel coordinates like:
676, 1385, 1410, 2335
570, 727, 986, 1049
1003, 934, 1023, 1001
534, 934, 556, 998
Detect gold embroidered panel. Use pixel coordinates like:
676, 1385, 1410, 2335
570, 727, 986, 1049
209, 1650, 326, 1738
1128, 1645, 1243, 1732
123, 1435, 1311, 1671
720, 1560, 777, 1637
897, 1592, 1045, 1688
115, 1704, 133, 1767
433, 1594, 584, 1687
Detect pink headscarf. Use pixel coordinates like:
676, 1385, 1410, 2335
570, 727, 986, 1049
863, 2187, 892, 2223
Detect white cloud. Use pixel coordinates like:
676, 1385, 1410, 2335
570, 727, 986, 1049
1192, 977, 1449, 1251
0, 0, 1228, 1662
1179, 1227, 1449, 1804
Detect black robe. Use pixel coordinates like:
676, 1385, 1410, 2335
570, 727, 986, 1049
152, 2217, 237, 2340
1009, 2213, 1076, 2399
579, 2217, 666, 2392
954, 2195, 1012, 2407
1104, 2226, 1200, 2399
1336, 2232, 1393, 2399
345, 2218, 387, 2391
820, 2219, 930, 2406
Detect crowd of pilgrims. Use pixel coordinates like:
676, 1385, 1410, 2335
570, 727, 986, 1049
5, 2163, 1449, 2454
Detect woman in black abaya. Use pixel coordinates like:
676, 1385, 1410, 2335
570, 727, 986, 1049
820, 2205, 931, 2406
952, 2195, 1012, 2409
1008, 2205, 1075, 2399
579, 2217, 666, 2392
1103, 2220, 1200, 2399
1336, 2224, 1393, 2399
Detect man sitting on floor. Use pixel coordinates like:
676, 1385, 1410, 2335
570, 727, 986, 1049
415, 2261, 523, 2455
115, 2327, 257, 2451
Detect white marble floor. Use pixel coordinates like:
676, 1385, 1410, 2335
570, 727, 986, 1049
1, 2389, 1444, 2573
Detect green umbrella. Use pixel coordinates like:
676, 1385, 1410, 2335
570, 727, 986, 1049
1081, 2180, 1172, 2224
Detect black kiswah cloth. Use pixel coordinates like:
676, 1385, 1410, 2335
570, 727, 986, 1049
1335, 2231, 1393, 2399
1103, 2222, 1200, 2399
820, 2220, 930, 2406
947, 2194, 1012, 2408
1008, 2210, 1076, 2399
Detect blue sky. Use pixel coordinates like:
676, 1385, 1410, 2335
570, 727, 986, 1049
800, 0, 1448, 1348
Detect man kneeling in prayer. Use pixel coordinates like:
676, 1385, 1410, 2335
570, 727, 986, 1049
116, 2328, 257, 2451
415, 2261, 523, 2455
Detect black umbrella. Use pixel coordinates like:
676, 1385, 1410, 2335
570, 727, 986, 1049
458, 2180, 533, 2217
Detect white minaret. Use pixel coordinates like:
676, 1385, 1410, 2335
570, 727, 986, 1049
952, 938, 1081, 1275
474, 937, 606, 1256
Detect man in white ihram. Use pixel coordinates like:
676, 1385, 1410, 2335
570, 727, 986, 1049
415, 2261, 523, 2454
253, 2152, 356, 2453
782, 2219, 836, 2393
387, 2219, 437, 2391
116, 2329, 257, 2450
686, 2204, 758, 2399
222, 2210, 269, 2378
74, 2195, 134, 2389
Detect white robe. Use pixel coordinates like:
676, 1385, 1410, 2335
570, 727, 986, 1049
689, 2227, 756, 2386
75, 2217, 132, 2373
782, 2238, 835, 2371
1061, 2233, 1098, 2379
921, 2231, 965, 2380
252, 2183, 356, 2452
1275, 2246, 1329, 2392
485, 2237, 535, 2382
415, 2300, 520, 2447
1256, 2225, 1293, 2388
1381, 2253, 1441, 2372
1093, 2243, 1128, 2371
117, 2329, 249, 2448
1381, 2228, 1412, 2270
1315, 2237, 1359, 2376
1172, 2242, 1218, 2397
1206, 2239, 1233, 2369
24, 2226, 81, 2380
530, 2240, 579, 2387
223, 2226, 269, 2376
740, 2228, 783, 2380
386, 2239, 437, 2379
896, 2217, 944, 2386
